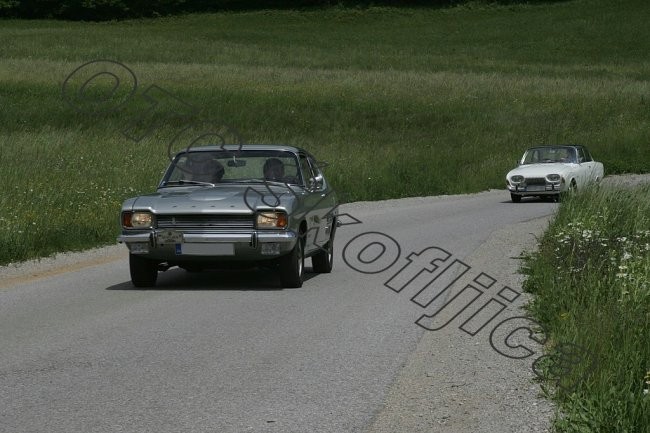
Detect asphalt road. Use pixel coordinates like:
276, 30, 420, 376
0, 189, 558, 433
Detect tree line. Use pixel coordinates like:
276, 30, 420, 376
0, 0, 558, 21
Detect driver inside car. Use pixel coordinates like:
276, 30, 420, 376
190, 157, 225, 184
263, 158, 285, 182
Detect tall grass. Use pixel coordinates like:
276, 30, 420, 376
521, 184, 650, 432
1, 0, 649, 264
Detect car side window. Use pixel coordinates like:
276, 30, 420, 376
577, 148, 586, 163
308, 156, 325, 190
582, 147, 593, 162
299, 154, 316, 189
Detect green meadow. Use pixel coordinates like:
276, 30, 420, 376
0, 0, 649, 264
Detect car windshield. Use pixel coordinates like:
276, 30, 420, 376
162, 150, 302, 186
520, 147, 577, 165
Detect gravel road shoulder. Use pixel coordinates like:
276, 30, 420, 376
365, 214, 556, 433
0, 244, 126, 289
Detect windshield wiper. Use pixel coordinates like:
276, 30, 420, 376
160, 180, 215, 187
220, 179, 264, 184
223, 179, 298, 187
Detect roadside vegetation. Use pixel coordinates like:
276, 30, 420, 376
522, 184, 650, 432
0, 0, 649, 264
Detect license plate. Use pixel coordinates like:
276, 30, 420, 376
180, 243, 234, 256
526, 185, 545, 192
157, 230, 183, 244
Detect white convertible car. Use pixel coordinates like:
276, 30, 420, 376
506, 145, 604, 203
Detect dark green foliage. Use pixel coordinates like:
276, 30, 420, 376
0, 0, 570, 20
2, 0, 187, 19
0, 0, 19, 11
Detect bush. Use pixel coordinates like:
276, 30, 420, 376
1, 0, 188, 20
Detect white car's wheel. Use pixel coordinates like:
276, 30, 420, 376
559, 180, 577, 202
511, 193, 522, 203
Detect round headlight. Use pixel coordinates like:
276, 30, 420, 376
511, 175, 524, 184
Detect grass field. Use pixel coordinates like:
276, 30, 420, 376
0, 0, 649, 264
522, 184, 650, 432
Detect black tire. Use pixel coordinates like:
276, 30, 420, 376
559, 180, 577, 202
129, 254, 158, 287
312, 231, 335, 274
181, 264, 204, 273
511, 193, 522, 203
279, 237, 304, 288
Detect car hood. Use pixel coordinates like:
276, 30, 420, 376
129, 184, 301, 214
506, 163, 576, 179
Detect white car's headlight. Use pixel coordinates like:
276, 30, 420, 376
122, 211, 154, 229
256, 211, 288, 229
510, 175, 524, 184
546, 174, 561, 182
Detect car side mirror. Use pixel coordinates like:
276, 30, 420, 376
311, 174, 324, 190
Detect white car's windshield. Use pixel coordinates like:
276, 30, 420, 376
521, 147, 577, 165
162, 150, 302, 186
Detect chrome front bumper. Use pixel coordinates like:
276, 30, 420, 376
507, 183, 563, 195
117, 229, 298, 260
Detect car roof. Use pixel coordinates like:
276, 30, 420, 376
174, 144, 307, 155
525, 145, 583, 150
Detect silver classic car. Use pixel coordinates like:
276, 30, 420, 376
506, 145, 604, 202
118, 145, 338, 288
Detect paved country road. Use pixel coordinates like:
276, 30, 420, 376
0, 189, 563, 433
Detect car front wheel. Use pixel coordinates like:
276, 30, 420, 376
312, 231, 334, 274
559, 180, 577, 202
181, 264, 204, 273
279, 238, 304, 288
129, 254, 158, 287
511, 193, 522, 203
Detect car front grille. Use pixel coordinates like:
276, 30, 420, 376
525, 177, 546, 185
156, 214, 254, 231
